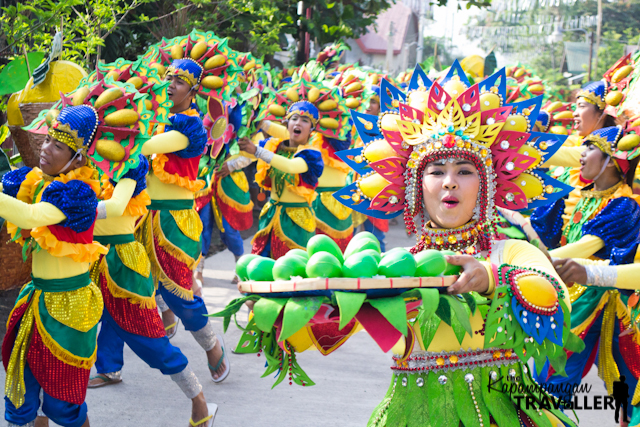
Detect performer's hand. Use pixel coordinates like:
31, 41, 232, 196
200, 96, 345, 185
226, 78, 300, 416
217, 163, 231, 179
552, 258, 587, 286
238, 137, 257, 155
445, 255, 490, 295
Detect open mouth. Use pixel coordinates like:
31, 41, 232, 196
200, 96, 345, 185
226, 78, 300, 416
292, 127, 302, 136
573, 120, 581, 130
442, 196, 459, 209
167, 89, 174, 97
40, 156, 50, 166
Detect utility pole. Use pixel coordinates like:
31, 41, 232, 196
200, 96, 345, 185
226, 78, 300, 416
588, 31, 594, 82
594, 0, 602, 76
386, 22, 395, 74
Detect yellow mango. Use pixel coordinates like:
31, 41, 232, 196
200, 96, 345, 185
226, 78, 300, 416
380, 113, 400, 132
359, 173, 391, 199
104, 109, 139, 127
319, 117, 339, 129
443, 79, 466, 97
408, 91, 429, 113
553, 111, 574, 120
606, 91, 623, 106
45, 109, 60, 127
618, 134, 640, 151
612, 65, 633, 83
144, 100, 153, 110
514, 173, 543, 199
479, 93, 501, 110
544, 101, 564, 113
268, 104, 286, 117
126, 76, 144, 89
106, 70, 121, 81
171, 44, 184, 60
308, 88, 320, 103
529, 84, 544, 93
371, 75, 379, 84
318, 100, 337, 111
514, 69, 525, 78
72, 87, 90, 106
204, 54, 227, 70
96, 139, 126, 161
149, 62, 166, 77
549, 125, 568, 135
243, 60, 256, 72
363, 138, 397, 162
630, 118, 640, 128
94, 88, 124, 109
6, 93, 23, 126
502, 114, 528, 132
344, 82, 362, 94
346, 98, 361, 109
21, 61, 87, 104
201, 76, 224, 90
190, 41, 209, 60
286, 87, 299, 102
517, 145, 542, 168
518, 275, 558, 308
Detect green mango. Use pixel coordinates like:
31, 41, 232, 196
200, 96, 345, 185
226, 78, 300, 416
307, 234, 344, 264
351, 231, 380, 246
440, 249, 462, 275
378, 249, 417, 278
342, 251, 378, 278
415, 249, 447, 277
287, 248, 309, 261
360, 248, 382, 263
305, 252, 342, 278
236, 254, 261, 281
247, 257, 276, 282
383, 247, 410, 256
273, 255, 307, 281
344, 237, 381, 259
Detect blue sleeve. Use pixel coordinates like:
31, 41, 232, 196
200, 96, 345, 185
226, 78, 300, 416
582, 197, 640, 265
325, 132, 352, 152
109, 155, 148, 197
41, 180, 98, 233
530, 198, 565, 250
2, 167, 32, 198
294, 149, 324, 189
166, 113, 207, 159
259, 138, 271, 149
229, 102, 244, 132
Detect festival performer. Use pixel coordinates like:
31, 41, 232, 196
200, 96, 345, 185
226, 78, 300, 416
1, 103, 108, 426
237, 76, 349, 259
218, 63, 578, 426
136, 31, 243, 382
530, 125, 640, 420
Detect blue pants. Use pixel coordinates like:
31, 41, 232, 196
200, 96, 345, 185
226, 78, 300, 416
95, 308, 188, 375
534, 312, 636, 418
363, 220, 386, 252
199, 201, 244, 257
158, 283, 209, 332
5, 363, 87, 427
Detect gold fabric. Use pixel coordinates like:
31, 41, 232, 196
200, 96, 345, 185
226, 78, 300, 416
230, 170, 250, 193
116, 241, 151, 278
43, 283, 103, 333
170, 209, 203, 242
598, 290, 621, 395
320, 191, 352, 220
5, 295, 35, 409
285, 207, 316, 232
568, 284, 588, 304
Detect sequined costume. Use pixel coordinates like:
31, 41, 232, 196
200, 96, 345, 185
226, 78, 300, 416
215, 63, 579, 426
530, 125, 640, 417
91, 155, 203, 399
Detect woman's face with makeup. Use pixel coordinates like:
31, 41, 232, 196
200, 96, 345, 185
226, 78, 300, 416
422, 159, 480, 229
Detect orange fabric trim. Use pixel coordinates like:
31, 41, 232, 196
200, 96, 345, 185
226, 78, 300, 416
152, 153, 205, 193
99, 175, 151, 217
31, 227, 107, 264
310, 133, 350, 173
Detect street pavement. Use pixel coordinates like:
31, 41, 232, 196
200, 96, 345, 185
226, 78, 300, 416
0, 222, 616, 426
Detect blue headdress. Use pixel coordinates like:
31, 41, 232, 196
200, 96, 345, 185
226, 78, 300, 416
585, 125, 640, 174
286, 101, 319, 126
577, 80, 608, 109
49, 105, 99, 153
166, 58, 204, 88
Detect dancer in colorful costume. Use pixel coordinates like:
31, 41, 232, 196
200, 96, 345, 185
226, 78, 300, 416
239, 75, 349, 259
530, 125, 640, 420
216, 63, 579, 426
136, 30, 243, 382
1, 100, 109, 426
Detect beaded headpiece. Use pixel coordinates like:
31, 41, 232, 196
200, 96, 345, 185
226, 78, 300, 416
536, 101, 575, 135
25, 80, 152, 180
257, 70, 350, 140
584, 125, 640, 174
334, 62, 573, 252
577, 80, 608, 109
142, 29, 243, 102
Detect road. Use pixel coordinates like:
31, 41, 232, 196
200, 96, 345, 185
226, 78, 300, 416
0, 221, 615, 426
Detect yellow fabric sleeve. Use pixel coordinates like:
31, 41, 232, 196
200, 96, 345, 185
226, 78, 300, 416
0, 192, 66, 229
103, 178, 136, 218
141, 131, 189, 155
264, 121, 290, 140
549, 234, 604, 259
503, 239, 571, 311
541, 146, 585, 168
270, 155, 309, 174
573, 258, 639, 290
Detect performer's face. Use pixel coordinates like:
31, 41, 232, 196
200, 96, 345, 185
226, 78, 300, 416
366, 100, 380, 116
166, 75, 194, 113
40, 135, 83, 176
580, 143, 613, 181
287, 114, 314, 145
573, 99, 603, 136
422, 159, 480, 229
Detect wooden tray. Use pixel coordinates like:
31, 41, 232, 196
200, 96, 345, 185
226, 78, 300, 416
239, 276, 457, 295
